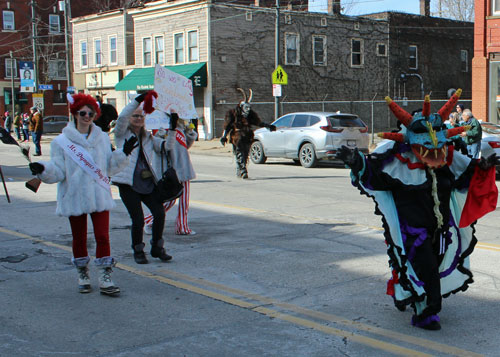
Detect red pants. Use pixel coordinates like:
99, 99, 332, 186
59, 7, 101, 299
69, 211, 110, 259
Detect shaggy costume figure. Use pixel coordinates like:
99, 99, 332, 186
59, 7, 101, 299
220, 88, 276, 178
337, 90, 498, 330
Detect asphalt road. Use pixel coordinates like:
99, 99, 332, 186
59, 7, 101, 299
0, 138, 499, 356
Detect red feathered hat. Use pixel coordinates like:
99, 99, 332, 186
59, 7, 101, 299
67, 93, 101, 119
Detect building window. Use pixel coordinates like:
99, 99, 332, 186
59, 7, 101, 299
81, 41, 88, 68
351, 38, 363, 67
408, 45, 418, 70
108, 36, 117, 65
188, 31, 199, 62
5, 58, 17, 78
2, 10, 15, 30
49, 14, 60, 33
174, 33, 184, 64
494, 0, 500, 15
53, 90, 66, 104
48, 60, 66, 79
95, 39, 102, 66
143, 37, 152, 66
461, 50, 468, 72
377, 43, 387, 57
312, 35, 326, 66
155, 36, 164, 65
285, 33, 300, 65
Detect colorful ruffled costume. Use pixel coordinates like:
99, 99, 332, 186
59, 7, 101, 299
338, 90, 498, 330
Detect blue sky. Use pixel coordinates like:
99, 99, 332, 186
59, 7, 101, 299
308, 0, 421, 16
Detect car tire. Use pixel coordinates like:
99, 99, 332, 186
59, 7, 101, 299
299, 143, 317, 168
250, 141, 267, 164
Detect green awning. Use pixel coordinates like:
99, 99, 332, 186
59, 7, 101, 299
115, 62, 207, 91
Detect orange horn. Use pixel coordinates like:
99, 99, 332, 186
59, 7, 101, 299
422, 95, 431, 117
377, 132, 405, 142
438, 89, 462, 121
385, 97, 413, 127
446, 125, 470, 138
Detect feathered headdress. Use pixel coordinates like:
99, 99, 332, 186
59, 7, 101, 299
66, 93, 101, 119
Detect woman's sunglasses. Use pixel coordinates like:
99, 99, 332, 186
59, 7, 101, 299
78, 110, 95, 118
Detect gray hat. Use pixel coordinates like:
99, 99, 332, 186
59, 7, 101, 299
30, 106, 37, 111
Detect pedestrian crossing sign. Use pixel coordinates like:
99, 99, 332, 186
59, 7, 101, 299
272, 65, 288, 85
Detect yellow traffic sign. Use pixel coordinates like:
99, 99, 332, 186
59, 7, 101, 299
272, 65, 288, 85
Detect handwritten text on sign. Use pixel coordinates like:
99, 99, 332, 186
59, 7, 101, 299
154, 64, 198, 119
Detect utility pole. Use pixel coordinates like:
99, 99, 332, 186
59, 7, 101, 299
31, 0, 39, 93
274, 0, 280, 120
62, 0, 72, 88
9, 51, 15, 115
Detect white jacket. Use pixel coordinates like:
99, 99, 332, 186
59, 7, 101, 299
164, 125, 196, 182
111, 100, 165, 186
37, 122, 128, 217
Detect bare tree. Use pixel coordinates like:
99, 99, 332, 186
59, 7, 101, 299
89, 0, 150, 13
432, 0, 474, 21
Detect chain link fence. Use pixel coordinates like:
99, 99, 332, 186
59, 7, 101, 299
214, 99, 472, 143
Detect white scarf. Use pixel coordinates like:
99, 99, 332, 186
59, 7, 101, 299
54, 134, 111, 191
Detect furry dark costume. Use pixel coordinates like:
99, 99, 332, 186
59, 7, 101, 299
220, 89, 276, 178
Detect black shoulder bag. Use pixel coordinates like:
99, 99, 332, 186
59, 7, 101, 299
157, 141, 184, 202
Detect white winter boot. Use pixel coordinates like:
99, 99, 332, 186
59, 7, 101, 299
95, 257, 120, 296
72, 256, 92, 294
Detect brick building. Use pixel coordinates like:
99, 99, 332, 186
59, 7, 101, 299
0, 0, 123, 118
472, 0, 500, 122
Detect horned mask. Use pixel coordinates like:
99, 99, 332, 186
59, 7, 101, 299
378, 89, 469, 168
237, 88, 253, 118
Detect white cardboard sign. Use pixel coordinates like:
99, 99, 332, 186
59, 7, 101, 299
154, 64, 198, 119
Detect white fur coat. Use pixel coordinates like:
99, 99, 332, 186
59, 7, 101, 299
37, 122, 128, 217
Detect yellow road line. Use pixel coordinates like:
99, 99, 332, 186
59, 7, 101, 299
159, 269, 481, 357
0, 226, 483, 356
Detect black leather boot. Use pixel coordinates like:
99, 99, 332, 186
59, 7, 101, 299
150, 239, 172, 261
133, 243, 148, 264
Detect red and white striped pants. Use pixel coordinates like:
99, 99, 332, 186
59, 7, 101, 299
144, 181, 192, 234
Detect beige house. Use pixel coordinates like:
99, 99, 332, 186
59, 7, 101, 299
71, 0, 393, 138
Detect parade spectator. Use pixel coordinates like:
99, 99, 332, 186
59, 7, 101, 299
13, 112, 22, 140
112, 91, 173, 264
144, 114, 197, 236
4, 111, 13, 134
28, 93, 137, 295
460, 109, 482, 159
29, 106, 43, 156
22, 113, 30, 142
446, 112, 467, 155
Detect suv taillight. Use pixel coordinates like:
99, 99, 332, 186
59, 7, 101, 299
320, 126, 343, 133
488, 141, 500, 149
359, 126, 368, 133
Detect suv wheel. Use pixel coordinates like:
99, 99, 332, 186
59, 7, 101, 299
250, 141, 267, 164
299, 143, 317, 168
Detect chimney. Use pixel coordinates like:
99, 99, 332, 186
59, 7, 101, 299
420, 0, 430, 16
327, 0, 341, 14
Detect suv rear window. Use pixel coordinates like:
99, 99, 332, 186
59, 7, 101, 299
326, 115, 365, 128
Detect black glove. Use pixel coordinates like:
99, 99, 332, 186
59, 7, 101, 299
29, 162, 44, 175
478, 154, 497, 170
269, 125, 277, 132
134, 92, 147, 104
220, 137, 227, 146
170, 113, 179, 130
123, 136, 139, 156
335, 145, 359, 167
